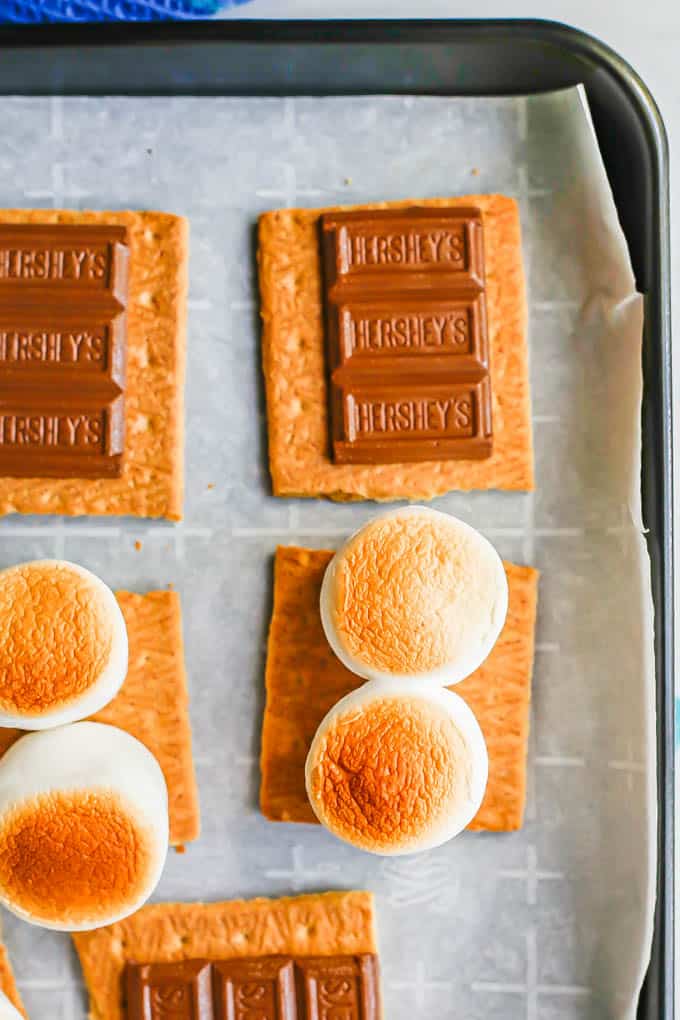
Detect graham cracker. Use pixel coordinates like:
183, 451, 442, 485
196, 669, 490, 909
258, 196, 531, 500
0, 589, 199, 847
0, 210, 188, 520
260, 546, 538, 831
0, 942, 25, 1018
73, 890, 377, 1020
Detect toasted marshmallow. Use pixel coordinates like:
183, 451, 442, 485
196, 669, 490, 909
0, 560, 128, 729
305, 681, 488, 855
320, 507, 508, 685
0, 991, 22, 1020
0, 722, 168, 931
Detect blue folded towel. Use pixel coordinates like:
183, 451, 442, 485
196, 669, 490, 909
0, 0, 250, 20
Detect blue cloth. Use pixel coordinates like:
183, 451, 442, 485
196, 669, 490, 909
0, 0, 250, 20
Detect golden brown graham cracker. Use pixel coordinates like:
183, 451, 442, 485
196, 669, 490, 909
0, 209, 188, 520
0, 590, 199, 847
258, 195, 531, 500
73, 891, 377, 1020
0, 942, 26, 1018
260, 546, 537, 832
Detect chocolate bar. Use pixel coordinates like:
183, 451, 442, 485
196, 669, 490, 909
0, 224, 129, 478
321, 207, 492, 464
125, 954, 380, 1019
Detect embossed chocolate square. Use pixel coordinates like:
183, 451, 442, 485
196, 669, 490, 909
320, 206, 492, 465
0, 397, 125, 479
213, 958, 296, 1019
0, 223, 128, 479
126, 960, 213, 1020
0, 313, 126, 389
333, 380, 492, 465
0, 224, 129, 305
329, 294, 488, 375
321, 207, 485, 291
296, 955, 380, 1020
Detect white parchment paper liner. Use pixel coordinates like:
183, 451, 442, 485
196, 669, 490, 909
0, 85, 655, 1020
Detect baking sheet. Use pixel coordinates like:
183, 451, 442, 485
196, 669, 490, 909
0, 86, 655, 1020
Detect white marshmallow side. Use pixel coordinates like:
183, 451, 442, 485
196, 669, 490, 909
0, 722, 168, 931
0, 560, 128, 730
320, 506, 508, 686
0, 991, 22, 1020
305, 680, 489, 856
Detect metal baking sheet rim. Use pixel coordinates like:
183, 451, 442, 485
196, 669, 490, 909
0, 18, 671, 1020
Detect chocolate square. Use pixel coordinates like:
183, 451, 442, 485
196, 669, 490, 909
125, 960, 214, 1020
0, 224, 128, 305
212, 957, 296, 1020
322, 207, 485, 291
0, 395, 124, 478
333, 378, 492, 464
331, 292, 488, 375
295, 955, 380, 1020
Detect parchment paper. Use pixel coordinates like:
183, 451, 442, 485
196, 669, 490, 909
0, 86, 655, 1020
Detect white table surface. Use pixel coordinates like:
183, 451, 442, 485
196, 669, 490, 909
225, 0, 679, 587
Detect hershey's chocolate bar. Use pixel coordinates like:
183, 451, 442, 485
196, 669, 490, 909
320, 206, 492, 465
125, 954, 380, 1020
0, 223, 129, 478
